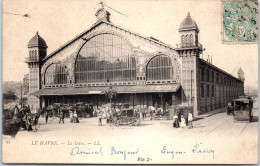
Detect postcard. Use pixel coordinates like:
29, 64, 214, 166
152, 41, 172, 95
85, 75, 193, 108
2, 0, 258, 164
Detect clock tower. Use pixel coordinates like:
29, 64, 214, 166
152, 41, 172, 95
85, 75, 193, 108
95, 4, 111, 22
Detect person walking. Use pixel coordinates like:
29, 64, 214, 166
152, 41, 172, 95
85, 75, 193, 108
59, 111, 65, 124
188, 111, 193, 128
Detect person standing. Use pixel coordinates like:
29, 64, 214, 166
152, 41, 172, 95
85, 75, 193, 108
143, 105, 147, 119
173, 113, 179, 128
59, 111, 64, 124
154, 102, 158, 110
184, 109, 189, 126
98, 109, 103, 126
141, 107, 145, 120
227, 102, 232, 115
13, 104, 19, 118
70, 111, 74, 123
180, 115, 186, 128
45, 110, 49, 123
73, 111, 79, 123
188, 111, 193, 128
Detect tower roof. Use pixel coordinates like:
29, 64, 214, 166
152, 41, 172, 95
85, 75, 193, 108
238, 67, 244, 74
28, 31, 47, 48
179, 12, 199, 31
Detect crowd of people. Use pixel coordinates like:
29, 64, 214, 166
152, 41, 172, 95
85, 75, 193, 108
173, 109, 193, 129
42, 106, 80, 124
6, 102, 195, 132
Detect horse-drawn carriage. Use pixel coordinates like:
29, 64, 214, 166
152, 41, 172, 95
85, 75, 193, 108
46, 103, 62, 117
112, 103, 130, 111
113, 108, 140, 126
75, 102, 94, 118
2, 109, 22, 138
148, 106, 170, 120
232, 96, 253, 122
60, 104, 72, 118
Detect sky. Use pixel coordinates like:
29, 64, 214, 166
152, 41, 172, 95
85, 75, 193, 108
2, 0, 258, 87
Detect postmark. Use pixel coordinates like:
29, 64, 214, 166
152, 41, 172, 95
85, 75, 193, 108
222, 0, 258, 43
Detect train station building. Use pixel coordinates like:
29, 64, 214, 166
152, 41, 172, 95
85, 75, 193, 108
26, 7, 245, 116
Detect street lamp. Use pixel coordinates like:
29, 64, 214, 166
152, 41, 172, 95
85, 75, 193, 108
20, 82, 24, 108
105, 86, 117, 109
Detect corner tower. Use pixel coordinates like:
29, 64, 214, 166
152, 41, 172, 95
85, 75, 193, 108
238, 67, 245, 82
25, 32, 47, 110
176, 12, 202, 55
175, 12, 203, 117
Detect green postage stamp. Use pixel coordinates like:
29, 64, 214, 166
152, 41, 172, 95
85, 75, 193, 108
222, 0, 258, 43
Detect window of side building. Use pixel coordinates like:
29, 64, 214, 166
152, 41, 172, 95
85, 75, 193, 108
207, 69, 210, 82
212, 85, 215, 97
216, 73, 219, 84
201, 67, 205, 81
207, 84, 210, 97
212, 71, 214, 83
201, 84, 204, 98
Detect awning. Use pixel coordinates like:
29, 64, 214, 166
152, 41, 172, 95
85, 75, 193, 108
30, 84, 180, 96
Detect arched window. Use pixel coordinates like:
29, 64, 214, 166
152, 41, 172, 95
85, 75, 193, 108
146, 55, 173, 80
45, 64, 67, 85
186, 35, 189, 43
32, 50, 36, 60
190, 34, 193, 45
75, 33, 136, 83
181, 35, 185, 44
29, 50, 32, 60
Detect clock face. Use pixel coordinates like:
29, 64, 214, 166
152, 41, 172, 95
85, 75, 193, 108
98, 10, 105, 19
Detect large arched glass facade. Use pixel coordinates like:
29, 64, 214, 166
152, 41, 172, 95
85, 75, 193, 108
45, 64, 67, 85
146, 55, 173, 80
75, 34, 136, 83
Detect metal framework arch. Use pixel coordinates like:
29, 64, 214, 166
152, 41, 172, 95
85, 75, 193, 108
144, 52, 181, 81
74, 32, 138, 84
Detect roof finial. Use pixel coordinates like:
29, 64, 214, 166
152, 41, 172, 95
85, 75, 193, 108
99, 1, 105, 9
36, 31, 38, 35
187, 12, 190, 17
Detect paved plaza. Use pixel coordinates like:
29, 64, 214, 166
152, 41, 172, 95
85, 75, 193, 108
2, 99, 258, 164
9, 99, 258, 139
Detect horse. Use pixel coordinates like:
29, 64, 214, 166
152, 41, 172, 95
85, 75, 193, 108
148, 106, 156, 120
97, 108, 114, 126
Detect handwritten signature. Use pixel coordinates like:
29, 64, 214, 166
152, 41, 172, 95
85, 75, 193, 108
192, 142, 215, 159
111, 146, 139, 160
70, 147, 103, 156
161, 146, 186, 159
